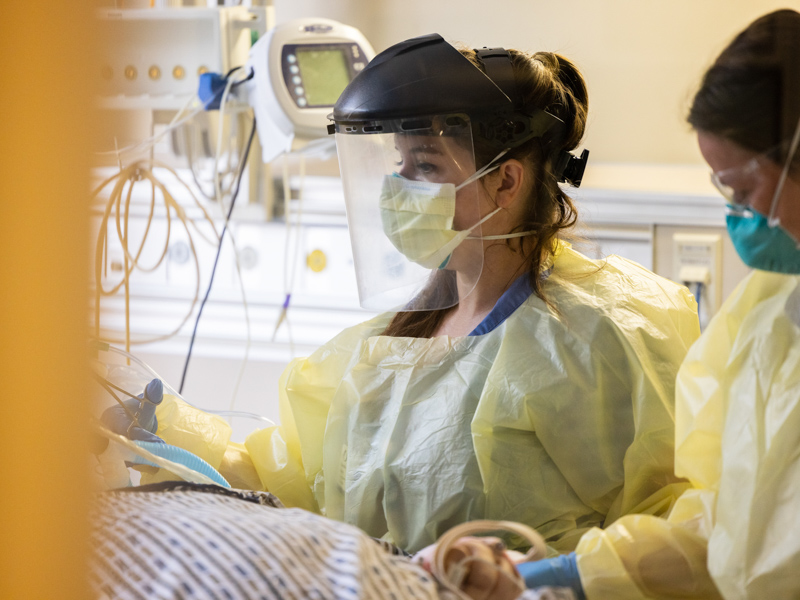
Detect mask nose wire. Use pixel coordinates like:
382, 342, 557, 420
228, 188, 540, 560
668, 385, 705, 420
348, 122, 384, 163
768, 113, 800, 228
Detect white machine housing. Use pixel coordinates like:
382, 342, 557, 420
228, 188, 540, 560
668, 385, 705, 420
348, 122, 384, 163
246, 17, 375, 163
98, 6, 268, 108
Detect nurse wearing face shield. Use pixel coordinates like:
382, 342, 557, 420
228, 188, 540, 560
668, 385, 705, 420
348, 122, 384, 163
241, 34, 702, 555
505, 9, 800, 600
143, 34, 700, 562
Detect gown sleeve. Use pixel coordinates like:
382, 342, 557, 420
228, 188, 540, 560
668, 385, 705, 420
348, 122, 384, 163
574, 271, 775, 600
245, 314, 393, 512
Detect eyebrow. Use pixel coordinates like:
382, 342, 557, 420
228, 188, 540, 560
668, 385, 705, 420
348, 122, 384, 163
408, 146, 443, 155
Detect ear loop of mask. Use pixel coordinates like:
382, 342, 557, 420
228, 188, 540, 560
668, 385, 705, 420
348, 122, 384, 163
767, 113, 800, 238
447, 149, 512, 241
454, 149, 510, 193
430, 519, 547, 600
455, 148, 540, 242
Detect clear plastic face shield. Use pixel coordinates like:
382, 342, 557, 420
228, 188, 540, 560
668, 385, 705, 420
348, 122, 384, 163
335, 114, 501, 311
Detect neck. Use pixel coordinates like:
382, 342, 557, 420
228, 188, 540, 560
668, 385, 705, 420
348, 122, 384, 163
434, 241, 531, 337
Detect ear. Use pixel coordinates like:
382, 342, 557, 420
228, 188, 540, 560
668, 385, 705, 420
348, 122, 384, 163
491, 159, 526, 208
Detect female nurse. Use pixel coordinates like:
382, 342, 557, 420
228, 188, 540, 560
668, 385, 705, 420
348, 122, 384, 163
151, 34, 700, 557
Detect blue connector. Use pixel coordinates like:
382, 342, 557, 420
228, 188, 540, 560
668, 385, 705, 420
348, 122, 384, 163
198, 72, 229, 110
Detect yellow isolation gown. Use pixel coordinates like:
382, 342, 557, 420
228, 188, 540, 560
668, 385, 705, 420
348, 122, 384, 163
241, 244, 700, 553
575, 270, 800, 599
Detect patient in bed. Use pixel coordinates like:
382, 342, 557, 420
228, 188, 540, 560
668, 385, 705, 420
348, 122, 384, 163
89, 480, 575, 600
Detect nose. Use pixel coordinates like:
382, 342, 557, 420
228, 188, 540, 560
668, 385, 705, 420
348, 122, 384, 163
397, 164, 414, 180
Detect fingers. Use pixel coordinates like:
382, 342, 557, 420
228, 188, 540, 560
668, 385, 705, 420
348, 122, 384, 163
445, 537, 523, 600
412, 542, 438, 573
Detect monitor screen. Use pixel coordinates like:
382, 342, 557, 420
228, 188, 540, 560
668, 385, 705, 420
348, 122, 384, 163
295, 47, 350, 106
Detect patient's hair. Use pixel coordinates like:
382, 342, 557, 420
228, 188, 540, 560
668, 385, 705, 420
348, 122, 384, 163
688, 9, 800, 168
383, 47, 589, 338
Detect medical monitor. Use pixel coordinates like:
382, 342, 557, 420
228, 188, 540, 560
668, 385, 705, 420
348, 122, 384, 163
247, 18, 375, 162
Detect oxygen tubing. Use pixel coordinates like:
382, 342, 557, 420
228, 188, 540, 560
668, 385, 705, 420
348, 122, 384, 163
130, 440, 231, 489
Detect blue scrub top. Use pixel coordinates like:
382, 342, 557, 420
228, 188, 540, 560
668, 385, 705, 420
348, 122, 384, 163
469, 274, 535, 336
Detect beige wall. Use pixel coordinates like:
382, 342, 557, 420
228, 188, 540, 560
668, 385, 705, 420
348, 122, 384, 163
274, 0, 799, 164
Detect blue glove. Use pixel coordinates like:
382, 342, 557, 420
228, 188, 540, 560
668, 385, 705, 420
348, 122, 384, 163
100, 378, 165, 445
516, 552, 585, 600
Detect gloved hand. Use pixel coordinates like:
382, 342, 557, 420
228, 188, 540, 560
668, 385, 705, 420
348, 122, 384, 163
100, 378, 165, 445
414, 535, 524, 600
516, 553, 585, 600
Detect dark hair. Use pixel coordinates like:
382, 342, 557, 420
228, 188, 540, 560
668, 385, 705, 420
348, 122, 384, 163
688, 9, 800, 164
383, 49, 589, 338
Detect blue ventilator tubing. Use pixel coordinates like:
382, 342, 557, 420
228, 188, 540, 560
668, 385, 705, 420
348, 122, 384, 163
130, 441, 231, 489
516, 552, 586, 600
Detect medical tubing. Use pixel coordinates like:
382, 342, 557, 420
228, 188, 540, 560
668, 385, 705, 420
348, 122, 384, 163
214, 72, 239, 206
198, 68, 256, 410
94, 423, 230, 488
204, 70, 256, 409
92, 374, 139, 427
431, 520, 547, 600
92, 160, 222, 345
272, 152, 305, 352
96, 343, 276, 426
516, 553, 585, 599
178, 117, 257, 394
129, 441, 231, 488
97, 96, 202, 158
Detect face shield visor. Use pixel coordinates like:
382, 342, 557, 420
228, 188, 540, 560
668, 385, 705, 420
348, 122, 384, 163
328, 33, 587, 310
335, 114, 497, 311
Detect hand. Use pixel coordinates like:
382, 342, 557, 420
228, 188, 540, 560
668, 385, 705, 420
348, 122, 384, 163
414, 536, 524, 600
99, 378, 165, 445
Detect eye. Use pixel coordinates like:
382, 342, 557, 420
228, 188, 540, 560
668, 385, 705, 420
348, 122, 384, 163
415, 162, 437, 175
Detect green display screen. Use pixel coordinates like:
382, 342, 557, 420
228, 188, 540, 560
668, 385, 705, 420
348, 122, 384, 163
296, 48, 350, 106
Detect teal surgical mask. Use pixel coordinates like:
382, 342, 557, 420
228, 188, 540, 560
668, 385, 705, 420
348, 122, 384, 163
726, 205, 800, 274
379, 150, 535, 269
721, 115, 800, 274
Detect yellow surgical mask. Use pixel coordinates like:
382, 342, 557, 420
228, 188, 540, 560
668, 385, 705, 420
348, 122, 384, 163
379, 174, 480, 269
379, 150, 534, 269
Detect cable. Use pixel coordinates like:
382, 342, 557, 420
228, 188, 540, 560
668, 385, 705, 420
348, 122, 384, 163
178, 117, 257, 394
214, 72, 240, 207
97, 94, 202, 159
208, 67, 256, 411
271, 152, 306, 356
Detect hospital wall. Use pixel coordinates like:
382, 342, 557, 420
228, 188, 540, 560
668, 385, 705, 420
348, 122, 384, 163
276, 0, 798, 165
